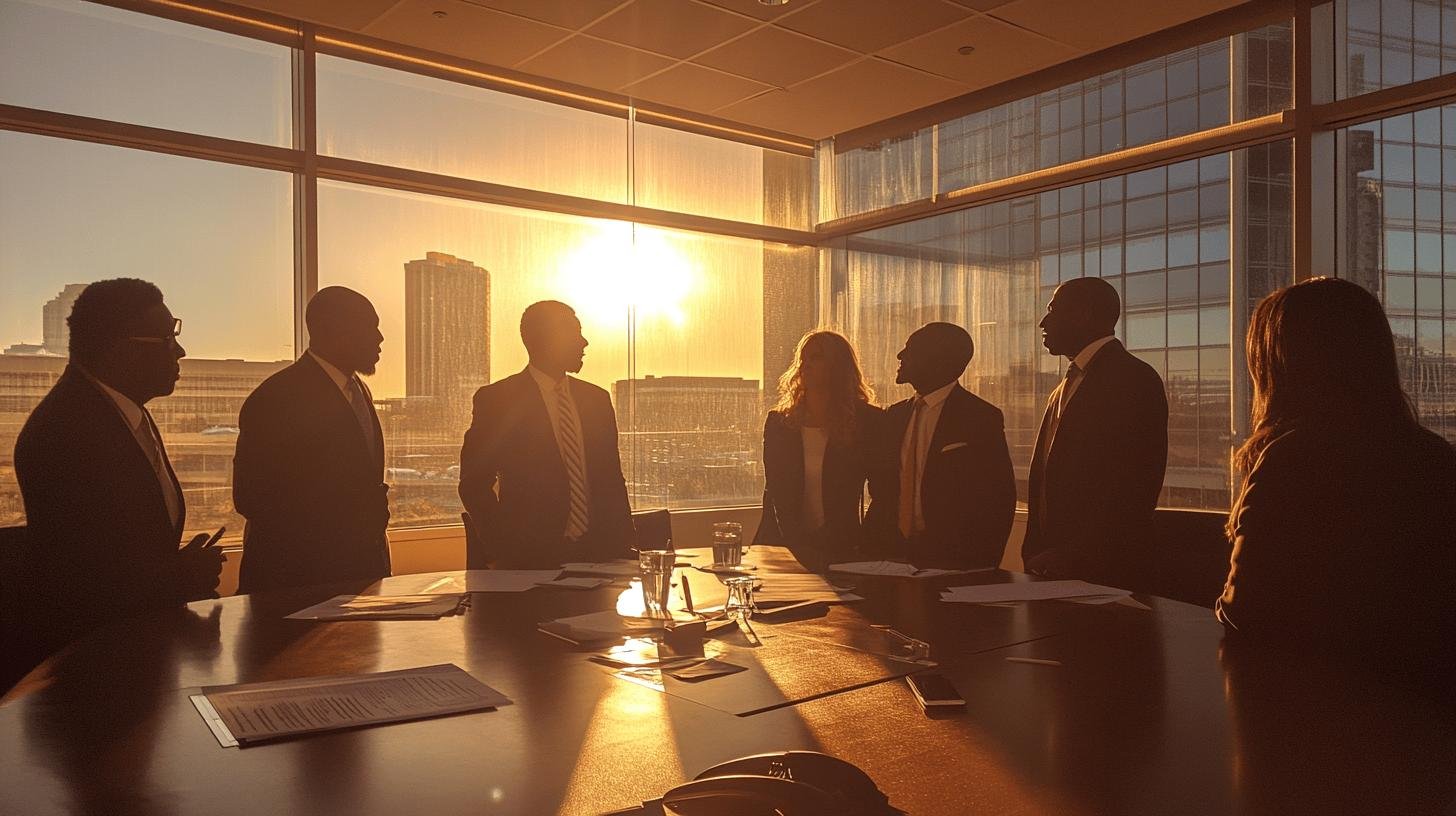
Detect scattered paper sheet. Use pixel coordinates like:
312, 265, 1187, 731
537, 576, 612, 590
753, 573, 858, 604
828, 560, 970, 578
560, 561, 641, 577
667, 658, 747, 682
940, 579, 1131, 605
405, 570, 563, 594
196, 664, 509, 746
285, 594, 468, 621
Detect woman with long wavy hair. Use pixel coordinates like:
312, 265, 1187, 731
755, 330, 886, 572
1216, 277, 1456, 674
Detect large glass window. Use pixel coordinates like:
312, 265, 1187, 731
1338, 105, 1456, 440
0, 0, 293, 145
0, 132, 295, 537
822, 142, 1292, 511
1336, 0, 1456, 98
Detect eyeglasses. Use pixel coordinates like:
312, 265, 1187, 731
127, 318, 182, 345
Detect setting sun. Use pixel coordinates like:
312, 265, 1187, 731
556, 224, 696, 331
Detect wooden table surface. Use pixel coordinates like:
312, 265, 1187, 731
2, 547, 1452, 816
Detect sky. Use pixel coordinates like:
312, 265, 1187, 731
0, 0, 771, 397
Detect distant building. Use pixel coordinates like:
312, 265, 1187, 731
612, 375, 762, 510
404, 252, 489, 430
2, 343, 49, 356
42, 283, 87, 355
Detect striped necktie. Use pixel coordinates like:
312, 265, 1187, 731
897, 396, 926, 539
554, 380, 589, 540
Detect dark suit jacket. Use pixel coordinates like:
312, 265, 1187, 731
865, 385, 1016, 569
234, 355, 391, 593
1217, 424, 1456, 676
458, 369, 633, 569
13, 366, 192, 652
1024, 339, 1168, 591
755, 403, 888, 571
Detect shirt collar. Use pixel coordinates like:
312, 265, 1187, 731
916, 380, 957, 408
1071, 334, 1118, 371
78, 366, 146, 432
307, 350, 354, 395
528, 364, 569, 392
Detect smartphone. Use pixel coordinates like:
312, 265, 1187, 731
907, 672, 965, 710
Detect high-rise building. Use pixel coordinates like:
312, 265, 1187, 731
42, 283, 86, 355
404, 252, 489, 429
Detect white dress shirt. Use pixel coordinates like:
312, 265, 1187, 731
82, 369, 181, 529
528, 364, 591, 501
800, 426, 829, 531
307, 349, 354, 398
900, 380, 956, 533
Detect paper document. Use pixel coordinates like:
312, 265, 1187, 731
829, 560, 972, 578
196, 664, 510, 746
537, 576, 612, 590
403, 570, 563, 594
560, 561, 641, 577
285, 593, 468, 621
940, 579, 1131, 605
753, 573, 859, 604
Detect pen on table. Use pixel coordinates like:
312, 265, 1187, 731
681, 573, 695, 615
1005, 656, 1062, 666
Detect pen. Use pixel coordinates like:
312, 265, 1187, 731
681, 573, 695, 615
1005, 656, 1062, 666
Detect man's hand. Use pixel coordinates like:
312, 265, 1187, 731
1025, 548, 1072, 579
178, 531, 225, 601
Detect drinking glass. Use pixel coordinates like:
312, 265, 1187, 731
711, 521, 744, 568
723, 576, 758, 622
637, 550, 675, 619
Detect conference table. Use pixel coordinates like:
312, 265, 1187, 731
2, 546, 1452, 815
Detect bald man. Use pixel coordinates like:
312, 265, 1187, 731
865, 322, 1016, 569
1024, 278, 1168, 591
234, 287, 391, 593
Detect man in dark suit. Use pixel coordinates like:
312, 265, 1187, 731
1024, 277, 1168, 590
14, 278, 223, 656
234, 287, 391, 593
459, 300, 632, 569
866, 322, 1015, 569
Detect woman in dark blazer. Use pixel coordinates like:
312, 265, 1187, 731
756, 330, 886, 572
1217, 277, 1456, 679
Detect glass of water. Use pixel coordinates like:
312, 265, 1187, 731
637, 549, 675, 619
711, 521, 744, 568
723, 575, 758, 622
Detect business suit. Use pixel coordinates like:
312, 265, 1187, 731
13, 365, 192, 653
755, 402, 887, 571
866, 385, 1016, 569
1217, 425, 1456, 676
458, 368, 632, 569
1024, 338, 1168, 591
234, 354, 391, 593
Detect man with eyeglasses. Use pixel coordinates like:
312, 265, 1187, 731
12, 278, 224, 661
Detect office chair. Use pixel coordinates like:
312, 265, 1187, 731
1147, 508, 1232, 608
632, 508, 673, 551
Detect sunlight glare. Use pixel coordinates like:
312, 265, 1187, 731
557, 225, 695, 330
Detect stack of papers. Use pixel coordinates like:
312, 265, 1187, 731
828, 560, 979, 578
285, 594, 469, 621
753, 573, 862, 605
559, 561, 641, 577
190, 664, 509, 747
939, 580, 1131, 606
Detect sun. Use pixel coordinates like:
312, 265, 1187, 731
556, 224, 695, 330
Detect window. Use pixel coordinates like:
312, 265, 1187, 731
1336, 0, 1456, 98
0, 132, 294, 537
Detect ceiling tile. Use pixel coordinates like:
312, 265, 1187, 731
228, 0, 403, 29
717, 58, 967, 139
623, 62, 772, 111
695, 0, 818, 22
362, 0, 571, 66
694, 26, 858, 87
585, 0, 760, 59
458, 0, 627, 30
990, 0, 1245, 52
880, 15, 1080, 85
516, 35, 677, 89
776, 0, 971, 53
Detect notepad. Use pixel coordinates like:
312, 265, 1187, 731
939, 579, 1131, 605
403, 570, 563, 594
828, 560, 976, 578
192, 664, 510, 747
285, 593, 468, 621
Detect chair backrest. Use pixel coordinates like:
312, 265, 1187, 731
1148, 508, 1231, 608
632, 509, 673, 552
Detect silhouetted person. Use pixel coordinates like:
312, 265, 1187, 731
1217, 278, 1456, 678
865, 322, 1015, 569
13, 278, 223, 658
233, 287, 391, 593
459, 301, 632, 569
756, 331, 888, 572
1024, 278, 1168, 590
